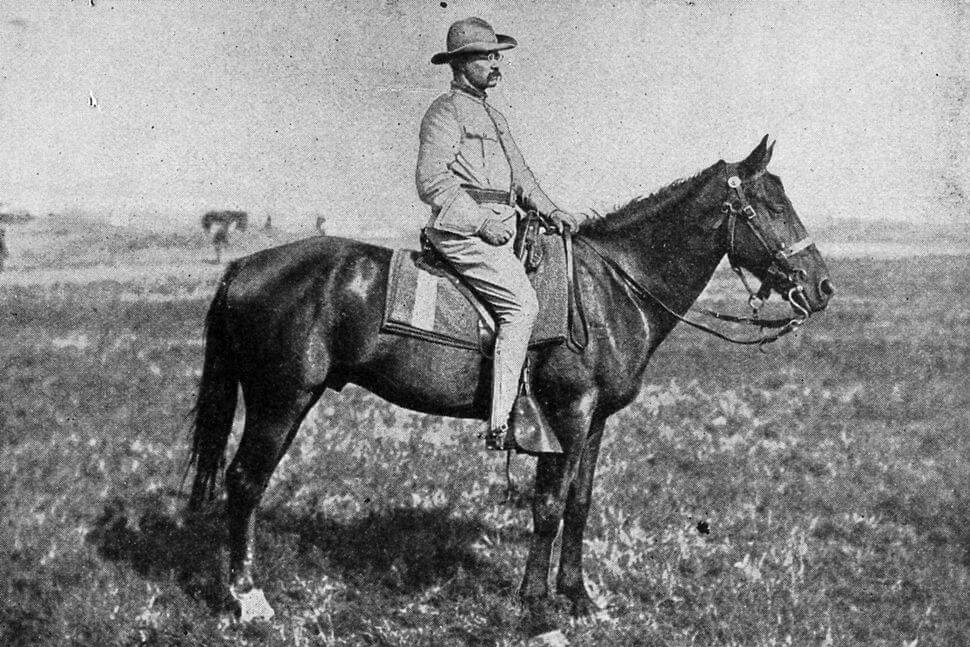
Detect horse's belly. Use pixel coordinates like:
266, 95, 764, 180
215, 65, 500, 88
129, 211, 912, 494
344, 342, 489, 420
349, 374, 486, 419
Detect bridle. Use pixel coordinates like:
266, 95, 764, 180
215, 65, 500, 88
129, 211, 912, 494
573, 167, 818, 347
720, 166, 815, 322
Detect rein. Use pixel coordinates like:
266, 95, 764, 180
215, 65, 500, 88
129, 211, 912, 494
575, 237, 803, 346
574, 169, 816, 347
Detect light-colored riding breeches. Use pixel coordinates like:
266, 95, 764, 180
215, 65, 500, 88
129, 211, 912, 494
424, 228, 538, 429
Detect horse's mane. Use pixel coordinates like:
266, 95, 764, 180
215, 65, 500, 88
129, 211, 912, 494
578, 162, 722, 236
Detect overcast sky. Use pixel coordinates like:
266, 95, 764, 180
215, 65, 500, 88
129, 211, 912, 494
1, 0, 967, 234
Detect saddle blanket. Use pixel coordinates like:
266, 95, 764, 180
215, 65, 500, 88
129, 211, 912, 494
381, 237, 569, 352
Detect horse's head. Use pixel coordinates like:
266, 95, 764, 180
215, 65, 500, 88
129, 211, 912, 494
709, 136, 834, 317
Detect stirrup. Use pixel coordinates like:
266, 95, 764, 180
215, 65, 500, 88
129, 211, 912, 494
510, 393, 563, 454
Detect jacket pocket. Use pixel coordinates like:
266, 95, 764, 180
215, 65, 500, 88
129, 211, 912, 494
462, 126, 498, 143
432, 191, 488, 236
461, 126, 497, 163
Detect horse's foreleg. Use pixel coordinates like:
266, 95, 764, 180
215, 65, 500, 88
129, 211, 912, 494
556, 416, 606, 616
519, 453, 568, 632
519, 432, 588, 629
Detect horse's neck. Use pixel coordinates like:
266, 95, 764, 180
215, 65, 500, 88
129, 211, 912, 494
584, 196, 726, 313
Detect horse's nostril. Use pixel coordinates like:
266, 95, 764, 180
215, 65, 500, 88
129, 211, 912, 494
819, 278, 835, 297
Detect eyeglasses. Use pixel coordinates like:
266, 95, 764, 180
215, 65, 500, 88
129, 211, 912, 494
474, 52, 503, 63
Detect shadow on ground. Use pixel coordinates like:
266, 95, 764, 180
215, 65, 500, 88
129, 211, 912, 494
262, 505, 505, 594
85, 491, 228, 609
87, 494, 511, 609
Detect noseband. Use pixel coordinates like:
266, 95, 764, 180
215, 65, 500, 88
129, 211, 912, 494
720, 169, 815, 322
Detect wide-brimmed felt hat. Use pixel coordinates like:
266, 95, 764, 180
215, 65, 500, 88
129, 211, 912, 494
431, 17, 517, 65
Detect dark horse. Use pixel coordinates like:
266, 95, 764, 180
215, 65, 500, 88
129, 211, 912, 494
187, 137, 833, 631
202, 210, 249, 264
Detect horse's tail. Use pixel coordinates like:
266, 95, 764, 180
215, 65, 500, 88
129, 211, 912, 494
186, 264, 241, 509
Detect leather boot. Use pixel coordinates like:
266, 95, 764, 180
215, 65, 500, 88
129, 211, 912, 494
482, 325, 526, 450
481, 423, 513, 451
481, 357, 563, 454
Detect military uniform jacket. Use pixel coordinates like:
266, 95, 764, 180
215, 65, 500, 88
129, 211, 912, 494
416, 82, 558, 236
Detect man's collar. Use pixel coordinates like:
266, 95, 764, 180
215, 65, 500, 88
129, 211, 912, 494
451, 80, 487, 101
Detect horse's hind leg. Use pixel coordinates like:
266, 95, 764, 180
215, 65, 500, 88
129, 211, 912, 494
225, 387, 319, 599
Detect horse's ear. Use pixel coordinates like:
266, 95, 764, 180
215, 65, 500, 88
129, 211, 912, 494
739, 134, 773, 177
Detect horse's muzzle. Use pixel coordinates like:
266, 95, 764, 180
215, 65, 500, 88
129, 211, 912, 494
778, 271, 833, 315
819, 277, 835, 299
804, 276, 835, 313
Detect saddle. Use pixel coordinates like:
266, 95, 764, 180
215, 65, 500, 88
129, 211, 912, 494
381, 213, 588, 356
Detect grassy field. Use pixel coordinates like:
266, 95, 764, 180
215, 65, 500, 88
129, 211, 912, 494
1, 229, 969, 645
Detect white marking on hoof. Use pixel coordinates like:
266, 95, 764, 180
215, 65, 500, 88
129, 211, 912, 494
569, 607, 613, 626
528, 629, 569, 647
231, 587, 275, 623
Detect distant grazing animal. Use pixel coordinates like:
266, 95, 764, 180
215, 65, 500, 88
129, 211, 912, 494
202, 210, 248, 264
202, 210, 248, 232
188, 138, 834, 632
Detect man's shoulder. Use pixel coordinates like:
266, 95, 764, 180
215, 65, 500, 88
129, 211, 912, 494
421, 91, 459, 122
425, 89, 461, 111
423, 88, 494, 123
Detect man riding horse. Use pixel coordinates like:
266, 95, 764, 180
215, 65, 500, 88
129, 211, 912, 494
417, 17, 583, 450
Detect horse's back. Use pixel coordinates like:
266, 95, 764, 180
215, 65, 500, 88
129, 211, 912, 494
225, 235, 393, 301
214, 236, 397, 369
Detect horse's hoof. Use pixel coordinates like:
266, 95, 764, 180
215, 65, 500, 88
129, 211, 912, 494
527, 629, 569, 647
568, 596, 603, 619
230, 586, 275, 623
557, 587, 604, 620
520, 596, 558, 636
568, 605, 611, 626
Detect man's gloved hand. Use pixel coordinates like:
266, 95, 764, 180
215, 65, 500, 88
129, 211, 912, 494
548, 209, 581, 234
478, 218, 515, 246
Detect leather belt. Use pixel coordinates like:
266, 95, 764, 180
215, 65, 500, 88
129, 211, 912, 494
461, 184, 512, 205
